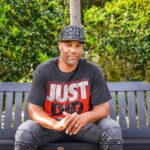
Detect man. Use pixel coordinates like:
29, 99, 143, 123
15, 25, 122, 150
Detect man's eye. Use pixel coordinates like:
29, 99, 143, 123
66, 44, 71, 47
76, 45, 82, 48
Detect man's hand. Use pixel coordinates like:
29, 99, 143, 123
61, 101, 110, 135
63, 111, 89, 135
53, 115, 70, 131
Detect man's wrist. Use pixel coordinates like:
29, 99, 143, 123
81, 112, 91, 124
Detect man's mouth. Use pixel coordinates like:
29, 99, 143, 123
68, 56, 78, 59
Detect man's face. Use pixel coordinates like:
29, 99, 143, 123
58, 40, 84, 66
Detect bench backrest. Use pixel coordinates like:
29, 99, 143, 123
108, 82, 150, 139
0, 82, 150, 139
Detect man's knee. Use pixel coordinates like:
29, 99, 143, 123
97, 118, 122, 140
97, 118, 121, 129
15, 120, 39, 144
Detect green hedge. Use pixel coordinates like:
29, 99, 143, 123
1, 0, 150, 82
84, 0, 150, 81
0, 0, 69, 81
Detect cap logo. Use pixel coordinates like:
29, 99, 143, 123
67, 26, 83, 39
60, 25, 84, 43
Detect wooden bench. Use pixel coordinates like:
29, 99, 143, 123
0, 82, 150, 150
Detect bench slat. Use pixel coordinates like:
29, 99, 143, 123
122, 128, 150, 138
0, 82, 31, 92
24, 92, 29, 121
127, 92, 136, 128
108, 82, 150, 91
4, 92, 13, 129
109, 92, 116, 120
118, 92, 127, 128
146, 91, 150, 127
0, 129, 16, 139
38, 143, 99, 150
136, 92, 146, 128
14, 92, 22, 129
0, 92, 3, 128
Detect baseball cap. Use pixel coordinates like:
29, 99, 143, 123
59, 25, 85, 43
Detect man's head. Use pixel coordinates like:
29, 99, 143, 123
58, 25, 85, 67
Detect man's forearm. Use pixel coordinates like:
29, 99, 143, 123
29, 106, 58, 130
82, 101, 110, 123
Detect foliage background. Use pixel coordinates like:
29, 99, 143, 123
0, 0, 150, 82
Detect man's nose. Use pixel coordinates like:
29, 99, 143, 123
70, 47, 77, 53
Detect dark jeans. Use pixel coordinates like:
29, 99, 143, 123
15, 118, 123, 150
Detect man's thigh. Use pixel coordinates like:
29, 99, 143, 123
72, 118, 122, 143
15, 120, 68, 146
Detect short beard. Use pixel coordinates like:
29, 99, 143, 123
65, 58, 79, 66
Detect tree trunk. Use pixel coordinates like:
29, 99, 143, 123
69, 0, 81, 26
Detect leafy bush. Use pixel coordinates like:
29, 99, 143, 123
1, 0, 150, 82
84, 0, 150, 81
0, 0, 69, 81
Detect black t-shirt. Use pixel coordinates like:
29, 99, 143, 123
28, 57, 111, 119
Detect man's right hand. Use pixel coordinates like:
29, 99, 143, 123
53, 112, 79, 132
53, 115, 70, 131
